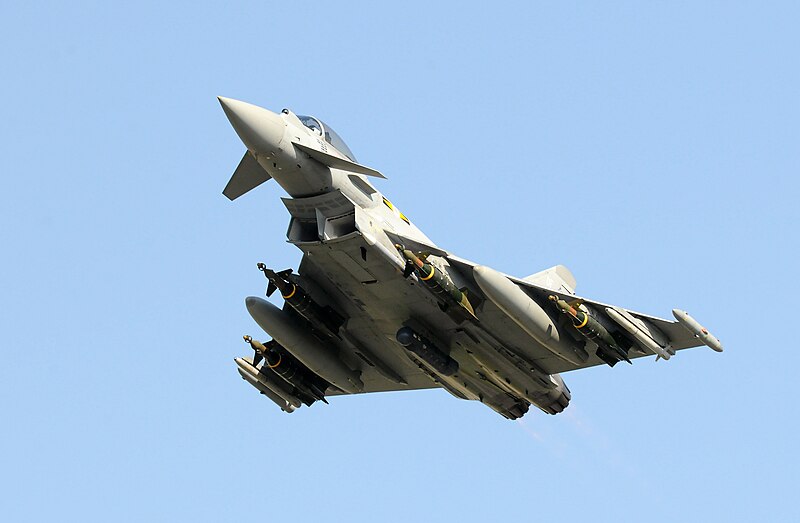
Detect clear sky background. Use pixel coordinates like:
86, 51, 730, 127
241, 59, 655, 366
1, 1, 798, 521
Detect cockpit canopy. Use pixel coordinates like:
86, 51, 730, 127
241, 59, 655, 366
297, 115, 357, 162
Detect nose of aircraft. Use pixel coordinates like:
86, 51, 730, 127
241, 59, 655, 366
218, 96, 286, 154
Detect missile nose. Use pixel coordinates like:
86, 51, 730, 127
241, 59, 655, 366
234, 357, 250, 372
218, 96, 286, 154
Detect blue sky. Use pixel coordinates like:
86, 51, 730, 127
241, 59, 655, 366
1, 1, 797, 521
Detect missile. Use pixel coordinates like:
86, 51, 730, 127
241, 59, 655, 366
457, 332, 571, 413
396, 326, 459, 376
463, 339, 556, 391
548, 296, 631, 366
257, 263, 344, 337
467, 350, 556, 408
235, 357, 297, 413
396, 327, 541, 417
672, 309, 723, 352
472, 265, 588, 365
605, 307, 672, 360
235, 357, 303, 408
396, 247, 476, 320
244, 335, 329, 404
245, 296, 364, 393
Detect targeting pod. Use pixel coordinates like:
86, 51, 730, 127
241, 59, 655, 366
396, 326, 459, 376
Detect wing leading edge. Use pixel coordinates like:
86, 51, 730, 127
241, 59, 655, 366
385, 231, 719, 374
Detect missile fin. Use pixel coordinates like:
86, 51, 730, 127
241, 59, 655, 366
403, 261, 415, 278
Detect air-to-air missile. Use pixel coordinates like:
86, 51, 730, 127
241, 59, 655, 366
257, 263, 344, 338
245, 296, 364, 393
234, 356, 302, 411
462, 342, 572, 414
548, 295, 631, 366
605, 306, 673, 359
243, 335, 329, 404
472, 265, 589, 365
236, 364, 297, 413
396, 246, 477, 320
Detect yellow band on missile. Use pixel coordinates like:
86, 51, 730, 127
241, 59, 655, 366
268, 354, 282, 368
576, 313, 589, 328
283, 284, 297, 300
421, 266, 435, 281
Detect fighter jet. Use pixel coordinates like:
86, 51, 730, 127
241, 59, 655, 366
219, 97, 723, 420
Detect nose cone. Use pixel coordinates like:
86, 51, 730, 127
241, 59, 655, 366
218, 96, 286, 154
234, 357, 254, 374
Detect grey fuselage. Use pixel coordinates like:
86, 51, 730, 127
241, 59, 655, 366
219, 97, 719, 420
